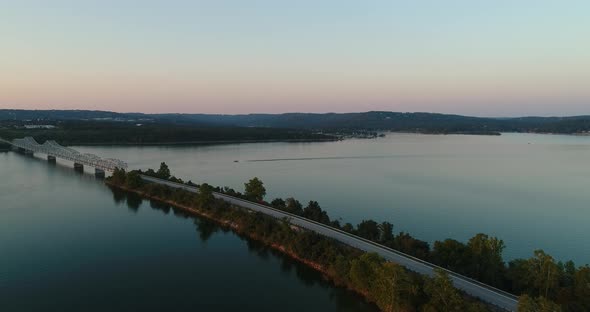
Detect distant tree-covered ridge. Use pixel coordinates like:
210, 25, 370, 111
2, 109, 590, 134
109, 163, 589, 312
0, 121, 336, 145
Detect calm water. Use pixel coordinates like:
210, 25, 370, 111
2, 133, 589, 310
72, 133, 590, 265
0, 151, 376, 311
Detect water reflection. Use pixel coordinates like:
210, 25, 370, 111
192, 219, 219, 242
105, 186, 378, 312
149, 199, 171, 214
125, 193, 142, 212
10, 151, 104, 183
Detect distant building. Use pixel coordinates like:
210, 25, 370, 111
24, 125, 56, 129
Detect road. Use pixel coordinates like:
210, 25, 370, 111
141, 175, 518, 311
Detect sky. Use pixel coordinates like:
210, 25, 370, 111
1, 1, 589, 116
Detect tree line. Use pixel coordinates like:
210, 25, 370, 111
112, 163, 589, 311
0, 121, 336, 145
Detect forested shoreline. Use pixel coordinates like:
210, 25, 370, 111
0, 121, 337, 146
106, 163, 589, 312
2, 110, 590, 134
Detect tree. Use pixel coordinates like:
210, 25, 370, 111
379, 221, 394, 243
196, 183, 214, 207
156, 162, 171, 179
528, 250, 560, 298
357, 220, 380, 241
285, 198, 303, 215
111, 167, 126, 185
374, 262, 414, 312
422, 269, 464, 312
507, 258, 534, 294
332, 255, 351, 282
432, 239, 469, 274
271, 198, 286, 209
144, 168, 157, 177
125, 171, 142, 188
303, 201, 330, 224
573, 266, 590, 310
244, 177, 266, 201
350, 252, 383, 292
393, 232, 430, 260
342, 222, 355, 233
517, 295, 562, 312
466, 233, 506, 286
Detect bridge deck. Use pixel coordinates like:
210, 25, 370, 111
1, 136, 127, 171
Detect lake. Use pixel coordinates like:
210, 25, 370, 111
2, 132, 589, 310
76, 133, 590, 265
0, 151, 376, 311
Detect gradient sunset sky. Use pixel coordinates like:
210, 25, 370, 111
1, 1, 589, 116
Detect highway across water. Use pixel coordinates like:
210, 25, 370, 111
141, 175, 519, 311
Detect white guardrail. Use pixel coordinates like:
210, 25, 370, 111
140, 175, 518, 311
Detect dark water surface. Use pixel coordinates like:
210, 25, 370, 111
0, 151, 376, 311
74, 133, 590, 265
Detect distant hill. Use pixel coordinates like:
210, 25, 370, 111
1, 109, 589, 134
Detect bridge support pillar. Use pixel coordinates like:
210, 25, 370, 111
74, 162, 84, 172
95, 168, 105, 178
24, 149, 34, 156
47, 155, 56, 163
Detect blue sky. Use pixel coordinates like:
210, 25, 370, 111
1, 1, 589, 116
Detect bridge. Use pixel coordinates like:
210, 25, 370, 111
1, 135, 518, 310
0, 136, 127, 175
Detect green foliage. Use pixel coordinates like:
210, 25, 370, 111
125, 171, 143, 188
108, 163, 590, 311
350, 253, 384, 292
518, 295, 562, 312
196, 183, 214, 208
270, 198, 286, 209
110, 167, 127, 185
572, 266, 590, 311
373, 262, 415, 312
379, 222, 394, 243
431, 239, 469, 274
342, 222, 355, 233
0, 120, 335, 145
356, 220, 381, 241
156, 162, 171, 179
244, 177, 266, 202
393, 232, 430, 260
529, 250, 561, 298
466, 234, 506, 286
284, 197, 303, 215
422, 269, 464, 312
303, 201, 330, 224
332, 255, 351, 282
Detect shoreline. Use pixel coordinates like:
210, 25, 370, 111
4, 131, 589, 149
57, 131, 590, 147
66, 138, 339, 146
105, 181, 376, 307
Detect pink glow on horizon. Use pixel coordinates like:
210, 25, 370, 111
1, 1, 589, 117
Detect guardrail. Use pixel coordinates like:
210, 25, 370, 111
140, 174, 519, 309
221, 192, 518, 300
